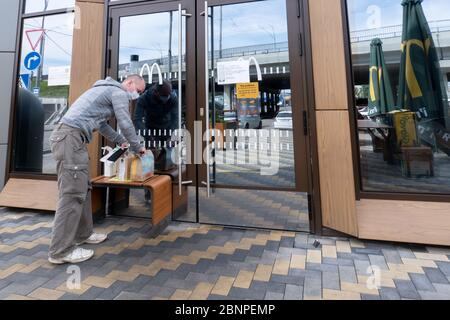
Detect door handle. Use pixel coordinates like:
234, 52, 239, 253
177, 5, 192, 196
178, 4, 183, 196
201, 1, 211, 198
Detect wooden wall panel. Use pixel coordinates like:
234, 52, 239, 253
309, 0, 358, 235
309, 0, 348, 110
69, 0, 105, 178
358, 200, 450, 246
0, 179, 58, 211
316, 111, 358, 236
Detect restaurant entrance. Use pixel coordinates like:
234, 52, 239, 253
107, 0, 313, 232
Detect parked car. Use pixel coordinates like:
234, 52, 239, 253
274, 111, 293, 130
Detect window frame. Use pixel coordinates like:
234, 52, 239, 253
342, 0, 450, 203
6, 0, 76, 181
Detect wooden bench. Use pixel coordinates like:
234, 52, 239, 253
400, 146, 434, 178
91, 175, 172, 230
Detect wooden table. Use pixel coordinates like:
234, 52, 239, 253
91, 175, 172, 227
358, 120, 395, 163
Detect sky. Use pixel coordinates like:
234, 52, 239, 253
347, 0, 450, 31
20, 13, 74, 76
25, 0, 75, 13
118, 0, 288, 65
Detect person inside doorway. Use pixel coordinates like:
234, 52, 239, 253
133, 79, 179, 203
133, 79, 179, 145
48, 75, 147, 265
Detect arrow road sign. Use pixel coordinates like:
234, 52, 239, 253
24, 52, 42, 71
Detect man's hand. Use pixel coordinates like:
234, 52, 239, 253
120, 143, 129, 150
138, 147, 146, 157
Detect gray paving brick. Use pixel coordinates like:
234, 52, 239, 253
284, 284, 303, 300
265, 291, 284, 300
338, 265, 357, 283
379, 288, 401, 300
0, 277, 49, 298
229, 287, 266, 300
303, 274, 321, 298
418, 290, 450, 300
397, 247, 416, 259
322, 271, 340, 290
138, 285, 175, 299
368, 255, 388, 270
0, 280, 11, 291
185, 272, 219, 284
381, 249, 403, 264
436, 261, 450, 277
322, 258, 354, 267
410, 273, 435, 292
306, 262, 338, 273
96, 281, 131, 300
361, 294, 381, 300
433, 283, 450, 295
423, 267, 449, 284
266, 281, 286, 294
114, 291, 151, 300
270, 274, 304, 286
78, 287, 104, 300
394, 279, 420, 300
353, 260, 371, 276
294, 234, 308, 249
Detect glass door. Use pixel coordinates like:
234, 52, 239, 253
107, 0, 312, 232
196, 0, 311, 231
108, 0, 197, 222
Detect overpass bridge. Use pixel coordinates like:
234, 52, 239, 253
350, 19, 450, 89
118, 19, 450, 94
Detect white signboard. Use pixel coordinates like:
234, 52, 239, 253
48, 66, 71, 86
217, 60, 250, 85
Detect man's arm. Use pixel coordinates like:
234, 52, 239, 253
111, 90, 142, 154
98, 121, 127, 145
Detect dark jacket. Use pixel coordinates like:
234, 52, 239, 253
133, 85, 178, 132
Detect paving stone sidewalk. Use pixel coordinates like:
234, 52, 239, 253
1, 207, 450, 300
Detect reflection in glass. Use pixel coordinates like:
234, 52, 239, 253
116, 10, 195, 223
207, 0, 296, 189
348, 0, 450, 194
25, 0, 75, 13
14, 13, 74, 174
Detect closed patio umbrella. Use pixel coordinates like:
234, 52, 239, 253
397, 0, 450, 152
398, 0, 448, 124
368, 38, 396, 117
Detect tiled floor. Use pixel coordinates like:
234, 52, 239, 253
1, 207, 450, 300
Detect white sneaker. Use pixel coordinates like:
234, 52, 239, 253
48, 248, 94, 265
77, 233, 108, 245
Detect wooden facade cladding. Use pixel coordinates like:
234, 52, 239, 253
308, 0, 358, 236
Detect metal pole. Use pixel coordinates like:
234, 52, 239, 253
168, 11, 173, 78
36, 0, 49, 88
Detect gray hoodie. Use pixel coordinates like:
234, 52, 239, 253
61, 77, 141, 153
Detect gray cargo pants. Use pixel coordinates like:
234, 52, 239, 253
48, 124, 93, 259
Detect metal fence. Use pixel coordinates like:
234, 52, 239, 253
350, 19, 450, 43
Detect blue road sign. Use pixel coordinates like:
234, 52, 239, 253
24, 52, 41, 71
20, 74, 30, 89
33, 87, 40, 97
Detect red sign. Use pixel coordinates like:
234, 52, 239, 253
25, 29, 45, 51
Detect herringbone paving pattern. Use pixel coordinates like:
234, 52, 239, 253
1, 207, 450, 300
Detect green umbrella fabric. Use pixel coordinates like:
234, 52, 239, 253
368, 38, 396, 117
398, 0, 448, 123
